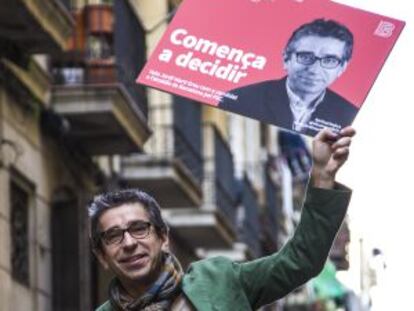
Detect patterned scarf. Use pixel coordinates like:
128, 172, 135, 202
108, 252, 184, 311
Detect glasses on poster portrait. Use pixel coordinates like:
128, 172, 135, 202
100, 220, 152, 246
294, 51, 344, 69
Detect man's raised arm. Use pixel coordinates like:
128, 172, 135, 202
238, 126, 356, 309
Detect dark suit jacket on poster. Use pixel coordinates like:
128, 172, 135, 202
219, 77, 358, 136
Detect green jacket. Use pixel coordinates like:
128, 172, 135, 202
97, 185, 351, 311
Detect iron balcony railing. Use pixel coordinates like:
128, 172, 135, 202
144, 123, 203, 186
173, 96, 203, 183
212, 124, 237, 230
173, 125, 203, 184
114, 0, 148, 117
239, 176, 262, 258
264, 170, 280, 248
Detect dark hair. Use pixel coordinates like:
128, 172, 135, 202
88, 189, 168, 250
284, 18, 354, 62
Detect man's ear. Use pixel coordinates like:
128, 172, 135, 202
337, 61, 349, 78
282, 52, 290, 70
93, 248, 110, 270
160, 233, 170, 252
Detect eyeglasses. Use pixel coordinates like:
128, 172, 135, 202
100, 220, 152, 246
294, 51, 343, 69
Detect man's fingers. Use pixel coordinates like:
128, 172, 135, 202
332, 147, 350, 160
315, 127, 338, 143
340, 126, 356, 138
332, 136, 352, 149
314, 126, 355, 148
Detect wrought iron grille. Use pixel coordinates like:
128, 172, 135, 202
241, 177, 262, 258
173, 97, 203, 183
214, 128, 237, 228
264, 171, 280, 248
10, 181, 30, 286
114, 0, 148, 117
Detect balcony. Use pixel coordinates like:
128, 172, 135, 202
121, 99, 203, 209
238, 175, 262, 259
163, 123, 238, 249
203, 175, 264, 261
51, 0, 150, 155
0, 0, 73, 54
52, 74, 150, 154
121, 125, 203, 208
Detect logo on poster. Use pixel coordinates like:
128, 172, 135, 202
374, 21, 395, 38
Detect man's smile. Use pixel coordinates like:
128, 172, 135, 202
119, 254, 149, 268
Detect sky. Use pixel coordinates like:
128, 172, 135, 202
333, 0, 414, 309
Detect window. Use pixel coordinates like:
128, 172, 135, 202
10, 179, 30, 286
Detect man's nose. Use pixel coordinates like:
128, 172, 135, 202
122, 231, 138, 248
305, 60, 323, 73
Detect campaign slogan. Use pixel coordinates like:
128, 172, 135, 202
145, 69, 237, 102
155, 28, 267, 84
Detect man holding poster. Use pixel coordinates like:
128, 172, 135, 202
219, 19, 358, 136
90, 127, 355, 311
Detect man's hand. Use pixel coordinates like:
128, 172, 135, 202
311, 126, 356, 189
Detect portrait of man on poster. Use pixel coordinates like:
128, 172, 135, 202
219, 18, 358, 136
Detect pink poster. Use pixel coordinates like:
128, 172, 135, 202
137, 0, 404, 136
